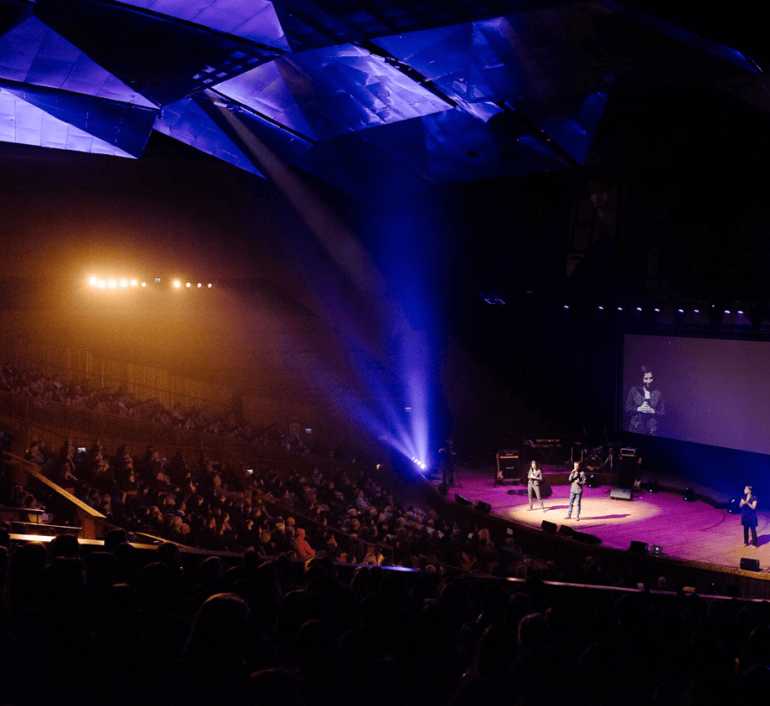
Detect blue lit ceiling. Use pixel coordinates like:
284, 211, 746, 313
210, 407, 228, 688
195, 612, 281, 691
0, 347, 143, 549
0, 0, 762, 202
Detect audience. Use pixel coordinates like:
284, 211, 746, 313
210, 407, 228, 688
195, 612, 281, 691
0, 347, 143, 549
3, 364, 770, 706
0, 531, 764, 706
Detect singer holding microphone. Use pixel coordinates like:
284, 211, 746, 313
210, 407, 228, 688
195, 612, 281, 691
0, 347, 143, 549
740, 485, 758, 548
527, 460, 545, 511
565, 461, 587, 521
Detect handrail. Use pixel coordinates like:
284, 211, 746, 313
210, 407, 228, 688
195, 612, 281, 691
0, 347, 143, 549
0, 505, 44, 515
7, 521, 80, 532
4, 452, 106, 520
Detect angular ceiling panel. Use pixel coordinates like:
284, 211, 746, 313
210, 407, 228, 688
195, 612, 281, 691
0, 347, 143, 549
1, 80, 157, 157
117, 0, 290, 51
216, 44, 450, 141
154, 95, 263, 175
0, 0, 761, 196
204, 99, 314, 165
510, 91, 609, 164
293, 131, 430, 203
358, 108, 566, 185
0, 15, 156, 107
599, 0, 755, 73
34, 0, 282, 106
0, 86, 136, 156
376, 2, 755, 105
268, 0, 563, 52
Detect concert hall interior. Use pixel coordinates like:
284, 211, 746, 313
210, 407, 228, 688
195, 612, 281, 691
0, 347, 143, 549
3, 1, 770, 704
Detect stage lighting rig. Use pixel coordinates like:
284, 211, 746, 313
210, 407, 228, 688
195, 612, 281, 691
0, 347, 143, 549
411, 457, 427, 471
87, 274, 213, 291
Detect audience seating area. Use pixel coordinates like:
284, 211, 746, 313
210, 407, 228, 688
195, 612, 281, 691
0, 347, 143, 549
1, 533, 770, 706
4, 361, 770, 705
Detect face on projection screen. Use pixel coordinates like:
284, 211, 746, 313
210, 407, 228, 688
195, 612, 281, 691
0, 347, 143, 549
623, 334, 770, 455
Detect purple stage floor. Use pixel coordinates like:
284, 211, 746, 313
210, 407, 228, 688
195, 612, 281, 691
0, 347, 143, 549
440, 466, 767, 572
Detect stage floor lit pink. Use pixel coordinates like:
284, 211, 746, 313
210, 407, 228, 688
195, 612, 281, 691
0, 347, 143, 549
441, 466, 768, 571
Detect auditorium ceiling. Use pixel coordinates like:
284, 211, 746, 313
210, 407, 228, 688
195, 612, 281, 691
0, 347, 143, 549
0, 0, 766, 205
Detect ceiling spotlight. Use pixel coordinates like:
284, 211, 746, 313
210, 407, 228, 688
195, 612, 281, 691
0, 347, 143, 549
141, 282, 147, 287
678, 308, 684, 313
693, 309, 700, 314
130, 279, 138, 287
107, 278, 117, 289
207, 283, 212, 288
738, 310, 744, 315
186, 282, 191, 288
173, 280, 181, 288
197, 283, 202, 288
88, 276, 98, 286
617, 307, 623, 311
598, 306, 604, 311
654, 308, 660, 313
155, 277, 161, 283
636, 307, 642, 312
563, 305, 569, 309
120, 279, 128, 288
98, 279, 106, 289
724, 310, 731, 315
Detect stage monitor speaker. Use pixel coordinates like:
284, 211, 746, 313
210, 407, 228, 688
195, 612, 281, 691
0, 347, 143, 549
572, 531, 601, 546
629, 540, 649, 554
610, 487, 633, 501
541, 520, 557, 534
455, 494, 472, 506
558, 524, 574, 537
740, 557, 760, 571
618, 456, 638, 489
473, 500, 491, 514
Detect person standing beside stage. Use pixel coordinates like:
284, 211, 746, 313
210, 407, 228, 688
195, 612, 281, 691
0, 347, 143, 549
527, 460, 545, 511
741, 485, 758, 548
439, 437, 457, 488
566, 461, 587, 521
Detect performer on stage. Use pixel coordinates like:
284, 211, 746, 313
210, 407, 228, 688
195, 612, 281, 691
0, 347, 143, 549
527, 460, 544, 511
740, 485, 758, 548
625, 365, 664, 436
439, 437, 457, 488
565, 461, 587, 521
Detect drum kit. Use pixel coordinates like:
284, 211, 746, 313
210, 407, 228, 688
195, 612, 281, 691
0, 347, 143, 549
572, 442, 618, 472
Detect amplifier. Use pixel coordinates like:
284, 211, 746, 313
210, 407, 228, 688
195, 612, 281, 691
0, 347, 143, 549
620, 447, 638, 457
495, 452, 520, 485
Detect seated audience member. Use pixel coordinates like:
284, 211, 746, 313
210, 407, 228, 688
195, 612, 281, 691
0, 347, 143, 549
293, 527, 316, 561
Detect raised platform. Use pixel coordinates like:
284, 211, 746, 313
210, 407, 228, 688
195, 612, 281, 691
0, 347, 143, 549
439, 465, 760, 574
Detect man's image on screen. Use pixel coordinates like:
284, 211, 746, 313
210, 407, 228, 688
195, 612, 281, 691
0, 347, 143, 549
625, 365, 664, 435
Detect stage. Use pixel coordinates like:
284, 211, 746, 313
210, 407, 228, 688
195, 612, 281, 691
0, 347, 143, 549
437, 466, 769, 573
